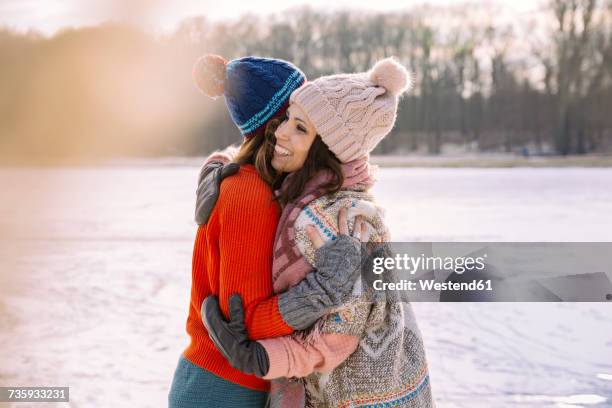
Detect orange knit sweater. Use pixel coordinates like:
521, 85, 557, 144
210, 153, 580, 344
182, 164, 294, 392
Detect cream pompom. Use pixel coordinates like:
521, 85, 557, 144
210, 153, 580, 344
192, 54, 228, 98
369, 57, 412, 96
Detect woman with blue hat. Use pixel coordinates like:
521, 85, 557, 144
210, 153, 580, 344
168, 55, 365, 407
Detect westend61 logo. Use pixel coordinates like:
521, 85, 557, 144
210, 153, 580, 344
363, 242, 612, 301
372, 253, 488, 275
369, 252, 492, 293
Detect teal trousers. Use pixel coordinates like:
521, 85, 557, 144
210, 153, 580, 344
168, 355, 268, 408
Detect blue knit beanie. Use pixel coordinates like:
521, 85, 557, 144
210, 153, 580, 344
193, 55, 306, 138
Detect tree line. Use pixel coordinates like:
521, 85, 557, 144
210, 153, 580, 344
1, 0, 611, 163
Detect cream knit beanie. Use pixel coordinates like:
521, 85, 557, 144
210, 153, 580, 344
289, 57, 412, 163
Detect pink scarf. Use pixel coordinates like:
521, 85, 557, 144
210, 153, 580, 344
271, 155, 375, 293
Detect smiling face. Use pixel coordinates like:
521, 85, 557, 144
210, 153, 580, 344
272, 103, 318, 173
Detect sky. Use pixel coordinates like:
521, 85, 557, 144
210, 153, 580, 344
0, 0, 545, 36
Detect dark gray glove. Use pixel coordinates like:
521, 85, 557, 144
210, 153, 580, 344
277, 234, 362, 330
195, 162, 240, 225
202, 294, 269, 377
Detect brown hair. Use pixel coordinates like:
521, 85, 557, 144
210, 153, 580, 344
232, 114, 284, 186
274, 136, 344, 207
232, 105, 344, 205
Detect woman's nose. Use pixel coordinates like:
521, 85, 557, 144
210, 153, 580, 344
275, 122, 288, 140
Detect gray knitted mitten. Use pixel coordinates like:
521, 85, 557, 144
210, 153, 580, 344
278, 235, 361, 330
195, 162, 240, 225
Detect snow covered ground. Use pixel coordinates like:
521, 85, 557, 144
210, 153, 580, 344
0, 165, 611, 407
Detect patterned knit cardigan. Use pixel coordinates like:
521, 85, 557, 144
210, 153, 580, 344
270, 189, 435, 408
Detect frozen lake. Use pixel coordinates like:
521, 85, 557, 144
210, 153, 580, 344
1, 165, 611, 407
